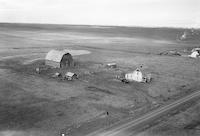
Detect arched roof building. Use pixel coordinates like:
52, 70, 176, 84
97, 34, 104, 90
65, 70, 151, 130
45, 50, 74, 68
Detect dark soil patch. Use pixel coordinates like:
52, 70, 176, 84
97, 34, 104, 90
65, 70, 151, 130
0, 104, 50, 130
85, 86, 114, 95
184, 121, 200, 130
159, 50, 181, 56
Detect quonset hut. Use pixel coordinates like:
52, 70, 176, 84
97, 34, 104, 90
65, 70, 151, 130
45, 50, 74, 68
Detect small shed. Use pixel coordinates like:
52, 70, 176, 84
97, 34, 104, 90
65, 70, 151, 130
125, 68, 144, 82
45, 50, 74, 68
106, 63, 117, 68
65, 72, 78, 80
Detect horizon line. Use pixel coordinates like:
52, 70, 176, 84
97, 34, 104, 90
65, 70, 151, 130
0, 22, 199, 29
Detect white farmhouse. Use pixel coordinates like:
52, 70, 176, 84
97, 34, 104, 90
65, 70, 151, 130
125, 68, 144, 82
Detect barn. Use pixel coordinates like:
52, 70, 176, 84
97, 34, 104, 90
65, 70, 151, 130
45, 50, 74, 68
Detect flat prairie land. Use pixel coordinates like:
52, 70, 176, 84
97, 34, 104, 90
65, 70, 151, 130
0, 23, 200, 136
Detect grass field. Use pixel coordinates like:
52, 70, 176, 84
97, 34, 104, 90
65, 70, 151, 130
0, 23, 200, 136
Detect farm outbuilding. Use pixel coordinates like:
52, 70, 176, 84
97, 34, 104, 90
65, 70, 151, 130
45, 50, 74, 68
65, 72, 78, 80
106, 63, 117, 68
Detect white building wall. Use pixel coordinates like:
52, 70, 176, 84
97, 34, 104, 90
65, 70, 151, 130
125, 70, 143, 82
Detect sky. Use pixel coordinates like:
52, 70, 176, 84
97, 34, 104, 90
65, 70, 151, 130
0, 0, 199, 28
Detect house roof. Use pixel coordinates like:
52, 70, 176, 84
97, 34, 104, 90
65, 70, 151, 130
192, 48, 200, 52
126, 68, 143, 75
45, 49, 70, 62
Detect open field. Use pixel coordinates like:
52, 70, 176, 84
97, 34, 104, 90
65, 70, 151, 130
0, 23, 200, 136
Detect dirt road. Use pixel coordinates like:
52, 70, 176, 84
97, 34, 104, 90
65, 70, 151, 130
87, 90, 200, 136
